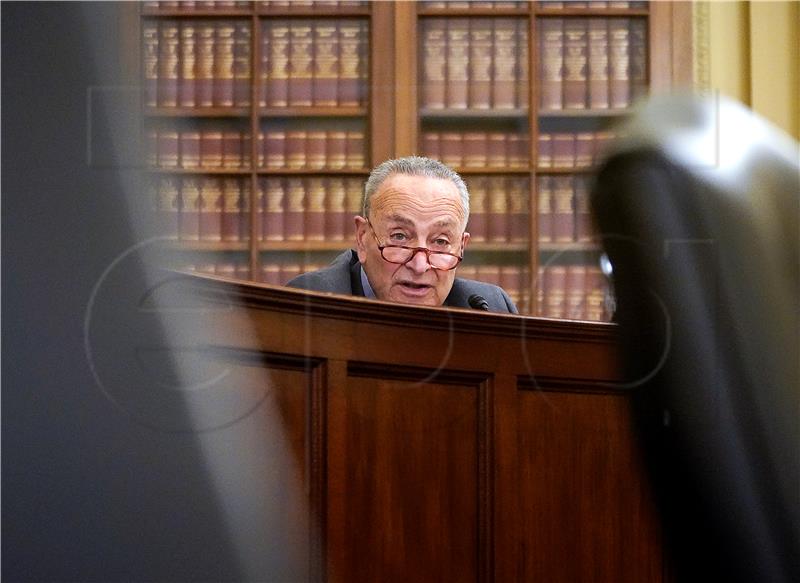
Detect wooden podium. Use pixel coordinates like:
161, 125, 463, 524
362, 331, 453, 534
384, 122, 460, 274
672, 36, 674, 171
177, 273, 664, 583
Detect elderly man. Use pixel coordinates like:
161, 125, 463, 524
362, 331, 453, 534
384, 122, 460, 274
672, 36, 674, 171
288, 156, 517, 313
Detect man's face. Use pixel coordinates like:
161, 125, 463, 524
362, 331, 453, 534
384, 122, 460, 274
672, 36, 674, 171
355, 173, 470, 307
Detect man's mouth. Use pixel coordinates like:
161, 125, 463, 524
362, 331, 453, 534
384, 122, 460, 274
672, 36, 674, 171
396, 280, 433, 296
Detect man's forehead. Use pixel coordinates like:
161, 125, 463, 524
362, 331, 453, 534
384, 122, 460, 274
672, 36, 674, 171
383, 213, 459, 229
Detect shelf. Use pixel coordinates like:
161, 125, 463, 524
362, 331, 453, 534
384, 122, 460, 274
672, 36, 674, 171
534, 167, 596, 174
417, 8, 530, 17
538, 242, 602, 254
159, 240, 250, 252
257, 168, 369, 175
455, 167, 532, 175
466, 242, 529, 252
145, 107, 250, 118
535, 8, 649, 17
259, 241, 351, 252
538, 109, 631, 119
259, 107, 368, 118
142, 9, 253, 18
146, 167, 252, 175
256, 7, 372, 17
420, 108, 529, 120
142, 8, 372, 18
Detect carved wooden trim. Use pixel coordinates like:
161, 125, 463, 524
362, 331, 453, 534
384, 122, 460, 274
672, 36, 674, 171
517, 374, 632, 395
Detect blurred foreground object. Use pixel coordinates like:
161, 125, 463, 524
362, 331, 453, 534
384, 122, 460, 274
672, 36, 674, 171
591, 94, 799, 583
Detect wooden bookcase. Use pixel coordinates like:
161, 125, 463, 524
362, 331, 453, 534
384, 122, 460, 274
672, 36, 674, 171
136, 0, 692, 319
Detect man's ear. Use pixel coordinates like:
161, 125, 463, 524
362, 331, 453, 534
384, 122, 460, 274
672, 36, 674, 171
461, 231, 471, 252
354, 215, 369, 263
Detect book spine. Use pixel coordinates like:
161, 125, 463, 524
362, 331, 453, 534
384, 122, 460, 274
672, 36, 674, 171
325, 177, 346, 241
508, 176, 529, 242
466, 176, 487, 242
574, 175, 593, 242
307, 130, 327, 169
157, 177, 180, 238
179, 178, 201, 241
516, 18, 529, 108
345, 130, 365, 169
214, 21, 235, 107
262, 177, 285, 241
565, 265, 587, 320
536, 265, 546, 315
305, 177, 326, 241
468, 19, 492, 109
158, 130, 179, 168
344, 177, 362, 234
286, 130, 307, 169
552, 175, 575, 242
289, 21, 313, 106
446, 18, 469, 109
463, 132, 487, 168
537, 175, 553, 243
222, 130, 243, 169
284, 178, 306, 240
487, 132, 507, 168
544, 265, 567, 318
179, 22, 197, 107
233, 21, 251, 107
500, 266, 523, 311
201, 130, 223, 168
585, 266, 605, 321
492, 18, 517, 109
421, 131, 441, 160
608, 18, 630, 108
326, 130, 347, 169
261, 262, 281, 285
239, 179, 251, 241
539, 18, 563, 110
421, 19, 447, 109
143, 23, 160, 108
574, 131, 593, 168
629, 18, 647, 103
338, 20, 361, 106
267, 21, 290, 107
357, 21, 369, 105
221, 178, 242, 241
313, 21, 339, 106
487, 176, 509, 242
537, 132, 552, 168
199, 177, 222, 241
159, 21, 180, 107
180, 131, 201, 169
508, 132, 527, 169
588, 18, 609, 109
264, 129, 286, 169
563, 18, 588, 109
196, 23, 216, 107
441, 132, 463, 169
552, 132, 575, 169
258, 20, 269, 107
146, 129, 158, 167
242, 130, 252, 168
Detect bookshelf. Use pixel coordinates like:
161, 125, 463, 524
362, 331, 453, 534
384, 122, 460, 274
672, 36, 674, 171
137, 0, 692, 320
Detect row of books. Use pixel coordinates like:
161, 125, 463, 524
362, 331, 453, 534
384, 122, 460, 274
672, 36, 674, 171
538, 17, 647, 111
422, 130, 529, 169
145, 1, 368, 10
538, 1, 646, 9
422, 1, 526, 9
537, 130, 616, 169
421, 18, 528, 110
142, 19, 369, 109
535, 264, 611, 322
147, 128, 367, 170
537, 174, 594, 244
151, 175, 365, 242
462, 176, 529, 243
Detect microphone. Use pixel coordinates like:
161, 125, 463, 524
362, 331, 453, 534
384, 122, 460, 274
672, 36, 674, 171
468, 294, 490, 311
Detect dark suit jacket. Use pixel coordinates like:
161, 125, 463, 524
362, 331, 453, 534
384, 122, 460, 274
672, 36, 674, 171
287, 250, 518, 314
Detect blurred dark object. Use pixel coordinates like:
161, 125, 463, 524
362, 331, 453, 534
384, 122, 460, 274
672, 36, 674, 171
592, 94, 799, 583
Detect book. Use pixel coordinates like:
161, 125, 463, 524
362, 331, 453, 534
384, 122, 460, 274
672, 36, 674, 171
199, 177, 222, 241
500, 266, 523, 310
537, 132, 552, 168
463, 132, 487, 168
357, 21, 369, 104
588, 18, 609, 109
446, 18, 469, 109
285, 178, 305, 240
573, 175, 593, 242
544, 265, 567, 318
261, 262, 281, 285
305, 177, 326, 241
146, 129, 158, 167
257, 20, 269, 107
179, 178, 201, 241
289, 22, 313, 106
233, 21, 251, 107
267, 21, 290, 107
585, 266, 606, 321
158, 130, 179, 168
608, 18, 630, 108
563, 18, 588, 109
487, 132, 507, 168
551, 175, 575, 243
158, 21, 180, 107
222, 130, 243, 169
214, 21, 235, 107
201, 130, 223, 168
421, 131, 441, 160
575, 132, 594, 168
143, 23, 159, 107
629, 18, 647, 103
487, 176, 508, 242
508, 132, 528, 168
286, 130, 307, 169
492, 18, 517, 109
421, 19, 447, 109
468, 19, 492, 109
313, 21, 339, 106
539, 18, 563, 110
338, 19, 361, 106
537, 175, 553, 243
535, 266, 545, 314
325, 177, 347, 241
466, 176, 487, 242
264, 129, 286, 169
344, 177, 362, 233
441, 132, 463, 168
552, 132, 575, 168
262, 177, 285, 241
345, 130, 365, 169
565, 265, 587, 320
156, 178, 180, 239
196, 22, 216, 107
326, 130, 347, 169
221, 178, 242, 241
516, 18, 529, 108
242, 131, 252, 167
307, 130, 327, 169
179, 23, 196, 107
594, 130, 615, 164
508, 176, 529, 242
180, 130, 201, 169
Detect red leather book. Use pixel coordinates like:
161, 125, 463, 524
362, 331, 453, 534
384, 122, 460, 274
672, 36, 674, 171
508, 176, 529, 242
306, 130, 327, 169
357, 20, 371, 106
257, 22, 269, 107
200, 130, 223, 168
500, 265, 523, 311
261, 262, 281, 285
537, 132, 552, 168
584, 266, 606, 321
179, 23, 196, 107
179, 131, 201, 169
487, 132, 507, 168
466, 175, 487, 242
196, 22, 215, 107
594, 130, 615, 164
262, 177, 285, 241
284, 178, 306, 241
267, 21, 290, 107
421, 19, 447, 109
516, 18, 529, 108
446, 18, 469, 109
608, 18, 631, 108
344, 177, 362, 237
551, 175, 575, 243
325, 177, 346, 241
487, 176, 509, 243
242, 130, 252, 168
179, 177, 201, 241
629, 18, 647, 103
142, 23, 159, 108
156, 178, 180, 239
535, 265, 546, 315
441, 132, 463, 168
264, 129, 286, 169
288, 21, 313, 107
574, 175, 593, 242
345, 130, 365, 169
575, 131, 593, 168
538, 18, 563, 110
221, 178, 242, 241
305, 177, 326, 241
239, 179, 251, 241
199, 177, 223, 241
565, 265, 587, 320
313, 21, 339, 106
588, 18, 609, 109
146, 129, 158, 167
421, 131, 441, 160
507, 132, 528, 168
286, 130, 307, 169
326, 130, 347, 169
544, 265, 567, 318
552, 132, 575, 169
158, 21, 179, 107
463, 132, 487, 168
468, 19, 492, 109
222, 130, 243, 169
492, 18, 517, 109
338, 19, 361, 106
233, 21, 251, 107
158, 130, 179, 168
536, 175, 553, 243
563, 18, 588, 109
214, 21, 235, 107
477, 265, 501, 287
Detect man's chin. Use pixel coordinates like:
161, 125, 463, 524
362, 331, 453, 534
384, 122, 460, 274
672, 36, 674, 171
388, 287, 440, 307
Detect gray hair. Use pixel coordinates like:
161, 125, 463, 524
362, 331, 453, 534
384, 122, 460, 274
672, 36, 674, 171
362, 156, 470, 222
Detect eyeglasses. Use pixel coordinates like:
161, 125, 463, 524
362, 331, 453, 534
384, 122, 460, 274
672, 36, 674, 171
367, 220, 463, 271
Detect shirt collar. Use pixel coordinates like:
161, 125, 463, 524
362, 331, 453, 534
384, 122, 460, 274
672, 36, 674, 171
360, 266, 376, 299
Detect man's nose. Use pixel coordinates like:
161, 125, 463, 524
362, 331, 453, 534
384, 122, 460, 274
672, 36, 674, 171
404, 249, 431, 274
